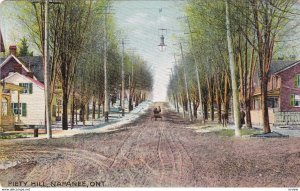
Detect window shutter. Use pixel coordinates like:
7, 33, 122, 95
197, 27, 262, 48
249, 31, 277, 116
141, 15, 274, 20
294, 75, 298, 87
11, 103, 14, 115
22, 103, 27, 117
29, 83, 33, 94
290, 94, 295, 107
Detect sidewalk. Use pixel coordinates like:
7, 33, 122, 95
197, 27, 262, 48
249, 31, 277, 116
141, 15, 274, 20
12, 101, 151, 140
169, 104, 300, 137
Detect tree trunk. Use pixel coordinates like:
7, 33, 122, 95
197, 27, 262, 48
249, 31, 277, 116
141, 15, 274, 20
135, 93, 139, 107
92, 99, 96, 119
75, 107, 78, 125
210, 101, 214, 121
62, 91, 69, 130
225, 94, 230, 122
217, 92, 222, 124
97, 101, 101, 118
71, 91, 75, 129
173, 94, 177, 110
184, 100, 188, 112
245, 98, 252, 128
102, 100, 105, 115
86, 102, 89, 121
193, 100, 198, 119
261, 75, 270, 133
129, 97, 133, 111
81, 104, 85, 126
204, 101, 208, 120
176, 95, 179, 113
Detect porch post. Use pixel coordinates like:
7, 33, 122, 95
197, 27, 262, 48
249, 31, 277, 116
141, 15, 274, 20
17, 91, 20, 123
0, 86, 2, 128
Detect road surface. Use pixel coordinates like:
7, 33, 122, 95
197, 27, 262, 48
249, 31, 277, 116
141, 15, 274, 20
0, 103, 300, 187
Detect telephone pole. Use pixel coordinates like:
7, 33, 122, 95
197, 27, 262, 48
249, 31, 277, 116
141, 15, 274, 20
104, 6, 109, 122
121, 38, 125, 116
173, 54, 184, 117
185, 16, 205, 123
179, 43, 193, 121
44, 0, 52, 139
225, 0, 241, 136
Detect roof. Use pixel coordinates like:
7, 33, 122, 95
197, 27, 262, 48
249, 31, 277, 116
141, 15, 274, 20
18, 56, 44, 83
0, 55, 30, 72
270, 60, 300, 75
0, 55, 44, 83
2, 72, 45, 89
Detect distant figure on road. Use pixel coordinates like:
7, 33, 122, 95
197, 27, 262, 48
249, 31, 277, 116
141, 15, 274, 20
153, 107, 158, 114
152, 106, 162, 121
157, 106, 161, 113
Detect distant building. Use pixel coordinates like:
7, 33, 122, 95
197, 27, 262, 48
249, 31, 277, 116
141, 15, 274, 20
251, 60, 300, 126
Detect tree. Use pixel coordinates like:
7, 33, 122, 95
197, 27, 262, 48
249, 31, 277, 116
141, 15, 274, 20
249, 0, 296, 133
18, 37, 33, 56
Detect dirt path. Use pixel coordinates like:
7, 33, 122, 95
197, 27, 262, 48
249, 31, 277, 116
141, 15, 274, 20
1, 103, 300, 187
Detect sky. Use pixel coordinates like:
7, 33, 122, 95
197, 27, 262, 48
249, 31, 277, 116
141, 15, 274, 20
113, 1, 187, 102
0, 0, 188, 102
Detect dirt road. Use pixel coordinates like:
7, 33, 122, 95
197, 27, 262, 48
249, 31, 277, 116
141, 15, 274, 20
1, 103, 300, 187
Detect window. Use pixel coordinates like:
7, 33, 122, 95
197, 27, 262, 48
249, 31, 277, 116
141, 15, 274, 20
272, 76, 278, 89
11, 103, 27, 116
290, 94, 300, 107
19, 83, 33, 94
252, 98, 261, 110
294, 75, 300, 88
267, 97, 278, 108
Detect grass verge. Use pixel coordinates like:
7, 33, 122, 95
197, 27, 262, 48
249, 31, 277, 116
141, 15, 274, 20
0, 133, 32, 139
212, 128, 263, 137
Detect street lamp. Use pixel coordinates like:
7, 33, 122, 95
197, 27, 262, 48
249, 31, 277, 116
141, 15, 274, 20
158, 35, 166, 52
158, 28, 167, 52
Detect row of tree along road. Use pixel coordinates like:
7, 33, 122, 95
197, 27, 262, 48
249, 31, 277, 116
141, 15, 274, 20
168, 0, 298, 136
12, 0, 153, 133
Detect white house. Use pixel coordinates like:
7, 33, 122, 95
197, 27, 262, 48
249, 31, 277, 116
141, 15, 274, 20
3, 72, 46, 126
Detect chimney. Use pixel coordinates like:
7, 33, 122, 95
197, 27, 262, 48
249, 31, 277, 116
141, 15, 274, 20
9, 45, 17, 56
26, 72, 34, 78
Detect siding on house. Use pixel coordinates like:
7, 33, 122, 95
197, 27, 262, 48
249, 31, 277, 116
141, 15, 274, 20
5, 73, 46, 125
277, 63, 300, 112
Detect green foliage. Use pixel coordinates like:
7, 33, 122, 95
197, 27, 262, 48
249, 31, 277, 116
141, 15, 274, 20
0, 133, 31, 139
18, 37, 33, 56
212, 128, 263, 137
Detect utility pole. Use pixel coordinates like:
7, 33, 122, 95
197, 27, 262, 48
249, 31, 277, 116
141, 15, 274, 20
44, 0, 51, 139
169, 68, 178, 111
104, 6, 109, 122
185, 16, 205, 123
121, 38, 125, 116
225, 0, 241, 136
128, 49, 135, 112
173, 54, 182, 115
180, 43, 193, 121
175, 58, 185, 118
